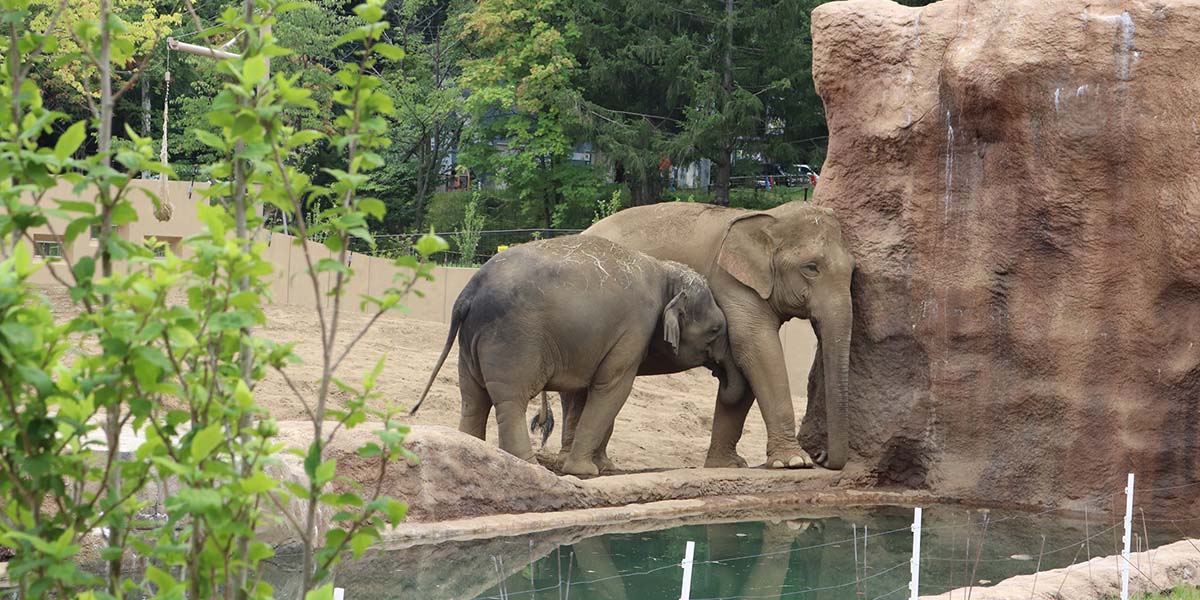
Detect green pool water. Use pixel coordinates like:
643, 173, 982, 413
269, 504, 1197, 599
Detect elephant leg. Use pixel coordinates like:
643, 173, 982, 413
723, 325, 813, 469
458, 373, 492, 440
557, 389, 586, 460
593, 423, 616, 472
564, 370, 637, 477
488, 382, 536, 463
705, 388, 753, 468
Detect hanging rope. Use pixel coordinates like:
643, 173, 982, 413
154, 49, 175, 222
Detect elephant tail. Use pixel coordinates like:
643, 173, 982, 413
529, 391, 555, 446
410, 294, 469, 415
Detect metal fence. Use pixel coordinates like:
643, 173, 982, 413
355, 228, 584, 266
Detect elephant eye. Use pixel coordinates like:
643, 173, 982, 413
801, 263, 820, 276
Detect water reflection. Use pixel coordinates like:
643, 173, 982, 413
258, 505, 1200, 600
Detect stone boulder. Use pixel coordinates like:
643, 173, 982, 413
272, 423, 594, 526
805, 0, 1200, 513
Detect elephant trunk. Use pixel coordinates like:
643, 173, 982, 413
816, 304, 852, 470
712, 334, 747, 406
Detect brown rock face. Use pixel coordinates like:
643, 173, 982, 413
806, 0, 1200, 512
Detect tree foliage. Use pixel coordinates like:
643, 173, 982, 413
21, 0, 892, 238
0, 1, 446, 598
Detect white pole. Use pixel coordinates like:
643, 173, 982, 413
333, 587, 345, 600
679, 540, 695, 600
909, 507, 923, 600
1121, 473, 1135, 600
166, 37, 240, 60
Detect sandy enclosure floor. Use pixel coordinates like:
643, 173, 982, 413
42, 286, 808, 472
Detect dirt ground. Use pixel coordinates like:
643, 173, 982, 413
255, 302, 808, 472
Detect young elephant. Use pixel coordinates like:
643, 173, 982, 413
410, 235, 736, 476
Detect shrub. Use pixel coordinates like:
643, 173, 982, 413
0, 1, 444, 598
456, 194, 487, 265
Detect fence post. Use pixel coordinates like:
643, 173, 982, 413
333, 587, 345, 600
909, 507, 923, 600
680, 540, 695, 600
1121, 473, 1134, 600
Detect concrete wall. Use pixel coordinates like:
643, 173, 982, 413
20, 179, 817, 392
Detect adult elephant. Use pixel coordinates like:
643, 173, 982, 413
581, 201, 855, 470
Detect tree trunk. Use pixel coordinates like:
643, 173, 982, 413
714, 0, 734, 207
713, 150, 732, 206
413, 132, 431, 231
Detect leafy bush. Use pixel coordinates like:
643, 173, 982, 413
456, 194, 487, 265
0, 1, 444, 598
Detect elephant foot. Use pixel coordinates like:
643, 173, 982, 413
813, 449, 845, 470
704, 450, 749, 469
563, 457, 600, 477
594, 453, 616, 473
765, 447, 814, 469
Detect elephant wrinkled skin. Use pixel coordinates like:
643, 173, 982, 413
411, 235, 740, 476
581, 202, 855, 470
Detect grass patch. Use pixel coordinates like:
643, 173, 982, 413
1132, 585, 1200, 600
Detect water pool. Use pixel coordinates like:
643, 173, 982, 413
267, 504, 1197, 599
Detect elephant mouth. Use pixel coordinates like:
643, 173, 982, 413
704, 359, 729, 387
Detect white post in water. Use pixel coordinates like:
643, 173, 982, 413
1121, 473, 1135, 600
680, 540, 696, 600
333, 587, 345, 600
909, 507, 923, 600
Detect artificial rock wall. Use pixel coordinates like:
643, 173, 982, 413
805, 0, 1200, 512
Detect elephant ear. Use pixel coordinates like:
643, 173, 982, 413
663, 291, 685, 354
717, 213, 777, 300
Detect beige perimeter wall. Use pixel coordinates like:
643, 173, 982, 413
21, 179, 818, 393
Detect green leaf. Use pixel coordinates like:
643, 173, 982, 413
415, 233, 448, 258
54, 120, 86, 161
375, 44, 405, 61
190, 423, 223, 461
15, 364, 53, 396
230, 291, 259, 309
315, 458, 336, 486
305, 584, 334, 600
72, 256, 95, 281
288, 130, 325, 147
304, 442, 321, 479
197, 203, 227, 239
110, 201, 138, 225
12, 240, 32, 275
351, 530, 375, 557
240, 470, 278, 494
363, 354, 385, 391
359, 198, 385, 220
173, 488, 223, 514
193, 129, 227, 152
0, 322, 34, 348
243, 55, 269, 84
234, 379, 253, 409
167, 326, 197, 348
384, 498, 407, 524
355, 3, 383, 23
144, 565, 177, 591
